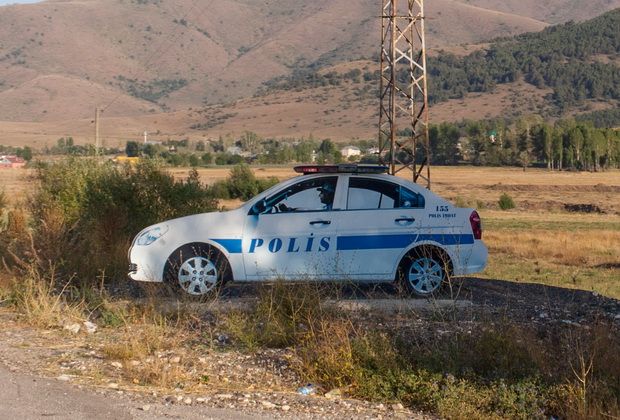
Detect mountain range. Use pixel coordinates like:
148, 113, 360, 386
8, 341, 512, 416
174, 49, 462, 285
0, 0, 619, 147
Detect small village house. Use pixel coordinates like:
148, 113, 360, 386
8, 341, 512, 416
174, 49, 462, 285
0, 155, 26, 169
340, 146, 361, 158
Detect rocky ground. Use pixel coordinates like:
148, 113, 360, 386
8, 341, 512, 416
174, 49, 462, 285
0, 312, 433, 419
0, 277, 618, 419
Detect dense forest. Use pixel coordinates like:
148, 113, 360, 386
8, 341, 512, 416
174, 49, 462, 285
428, 8, 620, 112
256, 9, 620, 125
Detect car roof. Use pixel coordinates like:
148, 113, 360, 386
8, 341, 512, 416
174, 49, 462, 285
293, 164, 389, 175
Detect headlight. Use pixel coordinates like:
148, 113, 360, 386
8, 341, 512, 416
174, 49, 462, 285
136, 225, 168, 246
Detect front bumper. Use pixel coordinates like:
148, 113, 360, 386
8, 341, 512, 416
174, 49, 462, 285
127, 244, 166, 283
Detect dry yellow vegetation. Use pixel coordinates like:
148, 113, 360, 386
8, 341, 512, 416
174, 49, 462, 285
0, 167, 36, 205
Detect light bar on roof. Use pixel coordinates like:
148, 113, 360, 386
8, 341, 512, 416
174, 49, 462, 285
294, 164, 389, 174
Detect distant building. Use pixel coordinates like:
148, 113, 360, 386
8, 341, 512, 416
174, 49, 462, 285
226, 146, 243, 155
367, 147, 388, 156
340, 146, 361, 158
0, 155, 26, 169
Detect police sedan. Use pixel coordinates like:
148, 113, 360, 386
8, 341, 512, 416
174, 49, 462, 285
128, 164, 487, 297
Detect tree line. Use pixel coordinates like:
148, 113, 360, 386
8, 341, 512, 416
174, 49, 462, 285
122, 115, 620, 172
5, 115, 618, 172
429, 116, 620, 171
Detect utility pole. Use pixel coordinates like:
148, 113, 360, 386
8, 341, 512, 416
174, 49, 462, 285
378, 0, 431, 188
94, 107, 101, 150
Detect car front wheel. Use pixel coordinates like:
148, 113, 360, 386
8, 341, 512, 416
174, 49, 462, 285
398, 247, 451, 297
165, 244, 229, 298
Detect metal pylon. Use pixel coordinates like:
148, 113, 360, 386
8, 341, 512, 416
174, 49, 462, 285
378, 0, 431, 188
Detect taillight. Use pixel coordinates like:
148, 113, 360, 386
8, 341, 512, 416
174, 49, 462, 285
470, 211, 482, 240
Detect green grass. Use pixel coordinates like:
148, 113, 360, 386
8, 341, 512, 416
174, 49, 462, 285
483, 216, 620, 232
479, 256, 620, 299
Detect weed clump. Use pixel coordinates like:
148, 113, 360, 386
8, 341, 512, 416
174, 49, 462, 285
498, 192, 516, 210
224, 280, 325, 350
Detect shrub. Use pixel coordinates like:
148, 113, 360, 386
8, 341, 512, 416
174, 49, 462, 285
498, 192, 516, 210
455, 196, 480, 208
22, 158, 218, 288
455, 196, 469, 208
258, 176, 280, 192
213, 164, 279, 200
224, 164, 260, 200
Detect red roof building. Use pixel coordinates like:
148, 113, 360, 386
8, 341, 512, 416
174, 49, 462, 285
0, 155, 26, 169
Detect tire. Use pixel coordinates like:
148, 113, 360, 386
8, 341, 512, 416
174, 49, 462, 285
398, 247, 451, 297
164, 243, 229, 298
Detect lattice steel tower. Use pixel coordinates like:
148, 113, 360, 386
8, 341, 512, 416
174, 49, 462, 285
379, 0, 431, 188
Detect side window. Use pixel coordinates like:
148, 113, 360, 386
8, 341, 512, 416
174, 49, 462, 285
399, 186, 425, 208
347, 178, 399, 209
346, 178, 425, 210
251, 176, 337, 214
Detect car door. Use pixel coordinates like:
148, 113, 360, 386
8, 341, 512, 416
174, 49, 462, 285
336, 176, 426, 281
242, 176, 340, 281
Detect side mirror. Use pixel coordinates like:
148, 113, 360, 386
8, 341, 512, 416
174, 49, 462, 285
251, 199, 267, 215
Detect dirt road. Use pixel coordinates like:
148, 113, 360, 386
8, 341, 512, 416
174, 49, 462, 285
0, 363, 278, 420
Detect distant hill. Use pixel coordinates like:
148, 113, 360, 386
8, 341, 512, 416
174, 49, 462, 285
0, 0, 619, 147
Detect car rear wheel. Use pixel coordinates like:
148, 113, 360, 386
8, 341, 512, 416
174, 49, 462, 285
398, 247, 451, 297
165, 244, 229, 298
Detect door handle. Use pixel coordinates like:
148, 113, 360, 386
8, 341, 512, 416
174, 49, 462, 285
310, 220, 331, 225
395, 217, 415, 223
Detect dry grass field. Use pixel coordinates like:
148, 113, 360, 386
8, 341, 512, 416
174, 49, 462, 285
0, 167, 36, 206
3, 164, 619, 299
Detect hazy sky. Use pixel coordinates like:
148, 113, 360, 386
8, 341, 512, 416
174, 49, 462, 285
0, 0, 44, 5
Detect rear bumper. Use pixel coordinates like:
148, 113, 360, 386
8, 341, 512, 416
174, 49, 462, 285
453, 240, 488, 276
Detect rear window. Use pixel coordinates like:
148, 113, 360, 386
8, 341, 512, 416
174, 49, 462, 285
347, 178, 424, 210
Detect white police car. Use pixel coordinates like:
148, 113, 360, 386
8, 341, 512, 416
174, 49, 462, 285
128, 164, 487, 297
